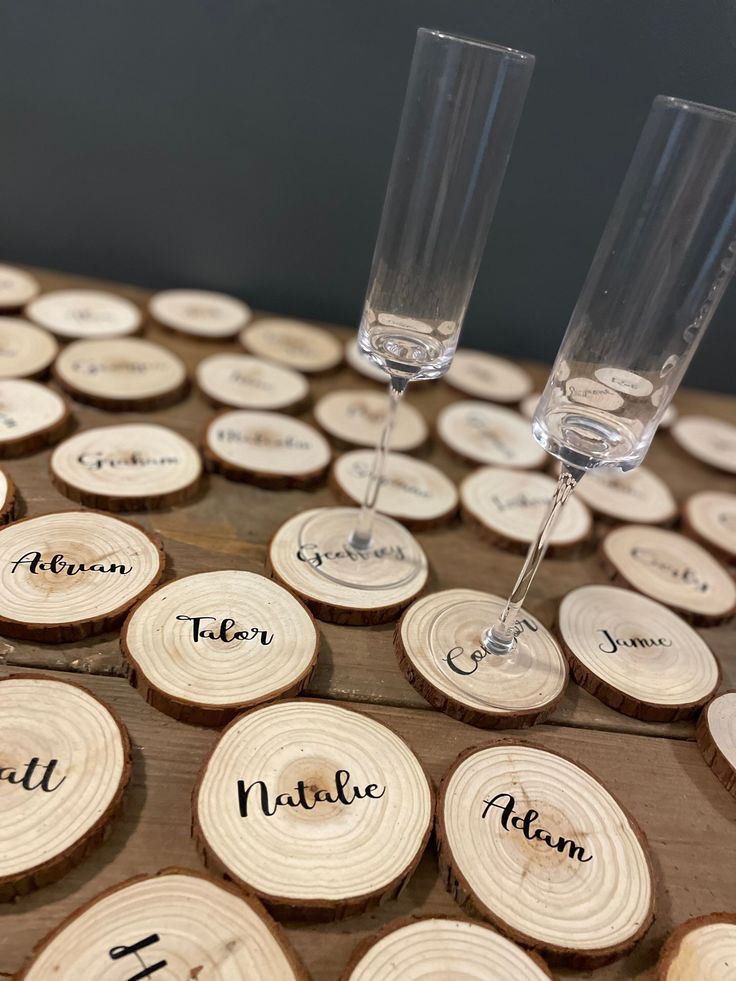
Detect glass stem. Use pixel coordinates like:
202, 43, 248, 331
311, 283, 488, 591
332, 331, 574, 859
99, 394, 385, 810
481, 462, 585, 654
349, 375, 408, 550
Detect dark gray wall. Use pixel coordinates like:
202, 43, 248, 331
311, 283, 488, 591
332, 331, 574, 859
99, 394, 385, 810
0, 1, 734, 392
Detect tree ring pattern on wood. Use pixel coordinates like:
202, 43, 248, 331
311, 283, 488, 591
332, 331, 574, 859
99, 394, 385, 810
240, 318, 343, 373
0, 318, 58, 379
26, 290, 142, 339
437, 401, 547, 469
656, 913, 736, 980
196, 353, 309, 411
445, 350, 533, 404
696, 691, 736, 799
314, 390, 428, 451
149, 289, 252, 338
683, 491, 736, 564
0, 379, 70, 457
671, 415, 736, 474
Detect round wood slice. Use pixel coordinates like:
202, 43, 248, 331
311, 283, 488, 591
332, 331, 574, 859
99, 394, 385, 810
460, 466, 592, 553
574, 465, 677, 525
340, 915, 553, 980
203, 410, 331, 488
331, 449, 458, 530
696, 691, 736, 799
0, 673, 131, 901
437, 401, 547, 469
0, 379, 70, 457
0, 510, 164, 641
314, 389, 428, 452
50, 423, 202, 511
121, 569, 319, 726
196, 352, 309, 411
53, 337, 187, 410
446, 350, 533, 404
26, 289, 142, 339
0, 265, 40, 310
0, 468, 16, 525
657, 913, 736, 980
657, 402, 678, 430
683, 491, 736, 564
193, 699, 433, 920
557, 584, 720, 721
345, 337, 389, 382
17, 867, 308, 980
267, 506, 429, 624
149, 288, 252, 338
0, 317, 58, 378
395, 588, 567, 728
437, 741, 655, 967
671, 415, 736, 474
520, 392, 541, 421
240, 317, 343, 373
601, 525, 736, 624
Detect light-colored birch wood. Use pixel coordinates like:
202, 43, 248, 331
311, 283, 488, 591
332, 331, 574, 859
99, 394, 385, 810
683, 491, 736, 564
26, 290, 142, 339
345, 338, 388, 382
241, 317, 343, 373
148, 288, 252, 338
314, 389, 428, 451
446, 349, 533, 404
196, 352, 309, 411
671, 415, 736, 474
575, 466, 677, 525
0, 265, 40, 310
657, 913, 736, 980
0, 379, 70, 457
696, 691, 736, 799
437, 401, 547, 468
0, 318, 58, 379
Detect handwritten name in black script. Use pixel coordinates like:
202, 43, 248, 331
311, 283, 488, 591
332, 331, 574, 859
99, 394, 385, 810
229, 369, 273, 391
78, 452, 179, 471
10, 552, 132, 576
466, 415, 512, 459
238, 768, 386, 817
482, 793, 593, 863
71, 358, 167, 376
176, 615, 273, 646
491, 492, 549, 513
109, 933, 167, 979
349, 461, 429, 498
597, 628, 672, 654
630, 547, 709, 593
297, 542, 405, 569
445, 618, 538, 676
0, 757, 66, 793
215, 427, 310, 450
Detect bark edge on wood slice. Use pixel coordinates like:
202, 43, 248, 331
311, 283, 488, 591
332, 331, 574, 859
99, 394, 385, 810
26, 289, 142, 340
656, 912, 736, 980
556, 584, 720, 722
52, 336, 188, 411
192, 698, 434, 922
0, 318, 58, 379
267, 506, 429, 625
0, 264, 40, 310
395, 588, 568, 729
0, 672, 131, 902
445, 349, 533, 404
240, 317, 343, 373
696, 690, 736, 799
682, 490, 736, 565
203, 409, 331, 488
600, 524, 736, 625
0, 467, 16, 525
121, 569, 320, 726
339, 914, 553, 980
0, 509, 165, 641
0, 379, 71, 458
15, 866, 309, 981
148, 288, 252, 339
50, 422, 203, 511
437, 400, 547, 469
314, 389, 428, 452
670, 414, 736, 475
436, 740, 655, 968
195, 352, 310, 412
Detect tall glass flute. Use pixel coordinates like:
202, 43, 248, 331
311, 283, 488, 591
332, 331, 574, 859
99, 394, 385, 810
483, 95, 736, 655
300, 28, 534, 588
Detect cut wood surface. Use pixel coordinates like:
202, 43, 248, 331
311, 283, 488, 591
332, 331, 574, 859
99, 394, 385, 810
0, 379, 70, 457
0, 319, 58, 379
0, 673, 130, 902
656, 913, 736, 980
671, 415, 736, 474
344, 338, 388, 382
0, 469, 15, 525
557, 585, 720, 721
0, 265, 40, 310
196, 352, 309, 411
696, 690, 736, 799
241, 317, 343, 373
340, 915, 553, 980
53, 336, 188, 410
314, 389, 428, 451
50, 423, 202, 510
121, 569, 318, 725
437, 400, 547, 468
683, 491, 736, 564
193, 699, 434, 920
26, 289, 142, 339
437, 741, 655, 967
17, 868, 307, 980
148, 288, 252, 338
445, 349, 533, 403
575, 466, 677, 525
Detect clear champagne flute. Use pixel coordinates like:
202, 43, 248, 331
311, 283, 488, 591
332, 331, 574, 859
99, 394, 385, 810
482, 95, 736, 655
299, 27, 534, 591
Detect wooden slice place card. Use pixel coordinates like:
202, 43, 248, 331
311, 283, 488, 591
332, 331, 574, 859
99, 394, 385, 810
0, 468, 15, 524
461, 467, 592, 553
51, 423, 202, 510
332, 449, 458, 530
0, 674, 130, 901
0, 510, 163, 641
671, 415, 736, 474
437, 741, 654, 966
345, 337, 389, 382
683, 491, 736, 564
558, 585, 719, 721
122, 569, 318, 726
241, 317, 343, 373
696, 691, 736, 799
574, 465, 677, 525
193, 700, 433, 919
446, 350, 533, 404
340, 915, 553, 981
268, 506, 429, 624
601, 525, 736, 624
657, 913, 736, 981
149, 288, 252, 338
53, 337, 187, 410
437, 401, 547, 469
314, 390, 428, 451
196, 353, 309, 411
0, 318, 58, 378
0, 379, 70, 457
17, 868, 308, 980
204, 410, 331, 488
395, 588, 567, 728
26, 289, 142, 339
0, 264, 39, 310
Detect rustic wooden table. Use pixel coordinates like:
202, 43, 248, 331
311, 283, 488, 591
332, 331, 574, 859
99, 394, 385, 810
1, 267, 735, 979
